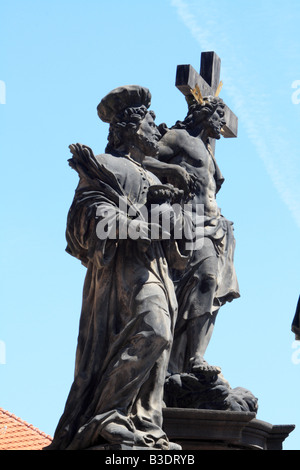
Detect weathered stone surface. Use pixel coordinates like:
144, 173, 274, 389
164, 372, 258, 413
45, 52, 295, 452
45, 86, 191, 451
162, 408, 295, 450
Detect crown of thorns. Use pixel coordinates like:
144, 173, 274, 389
190, 81, 223, 105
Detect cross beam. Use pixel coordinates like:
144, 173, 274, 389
175, 51, 238, 148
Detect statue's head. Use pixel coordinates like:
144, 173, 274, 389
97, 85, 160, 157
176, 95, 226, 140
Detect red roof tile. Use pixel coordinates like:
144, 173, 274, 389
0, 408, 53, 450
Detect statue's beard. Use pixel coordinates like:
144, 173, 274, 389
131, 132, 159, 158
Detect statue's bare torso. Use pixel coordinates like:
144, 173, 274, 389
158, 129, 220, 216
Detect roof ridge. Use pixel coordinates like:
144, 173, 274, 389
0, 407, 52, 441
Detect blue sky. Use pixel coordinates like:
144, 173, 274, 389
1, 0, 300, 450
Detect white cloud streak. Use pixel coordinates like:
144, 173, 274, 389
171, 0, 300, 230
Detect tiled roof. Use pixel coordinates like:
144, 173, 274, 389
0, 408, 53, 450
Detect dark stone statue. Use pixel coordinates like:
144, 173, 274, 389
144, 96, 257, 413
45, 85, 191, 450
46, 54, 259, 451
145, 96, 240, 376
292, 296, 300, 340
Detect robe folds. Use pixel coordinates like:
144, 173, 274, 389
45, 145, 190, 450
175, 214, 240, 322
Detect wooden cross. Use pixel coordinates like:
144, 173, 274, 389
175, 51, 238, 153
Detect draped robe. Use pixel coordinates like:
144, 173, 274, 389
45, 147, 189, 450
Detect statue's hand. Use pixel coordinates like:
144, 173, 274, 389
147, 184, 184, 205
147, 185, 173, 204
166, 166, 197, 197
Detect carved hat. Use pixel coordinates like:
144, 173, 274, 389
97, 85, 152, 123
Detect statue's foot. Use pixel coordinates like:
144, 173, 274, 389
168, 441, 182, 450
101, 420, 179, 450
155, 438, 182, 450
100, 421, 136, 447
189, 355, 221, 376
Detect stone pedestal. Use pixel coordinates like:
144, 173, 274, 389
162, 408, 295, 450
85, 408, 294, 451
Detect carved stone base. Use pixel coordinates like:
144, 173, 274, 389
83, 409, 294, 451
86, 444, 160, 450
162, 408, 295, 450
86, 441, 182, 451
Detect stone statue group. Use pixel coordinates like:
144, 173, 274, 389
45, 83, 257, 451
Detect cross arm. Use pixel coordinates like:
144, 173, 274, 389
176, 64, 212, 99
175, 63, 238, 139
